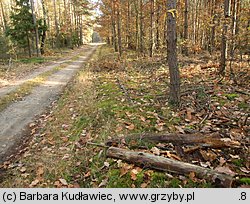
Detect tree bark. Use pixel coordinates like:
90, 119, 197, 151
117, 0, 122, 57
167, 0, 180, 106
209, 0, 217, 54
126, 0, 132, 48
139, 0, 144, 54
107, 133, 241, 149
149, 0, 155, 57
26, 31, 31, 58
0, 1, 7, 32
219, 0, 231, 76
229, 0, 238, 82
30, 0, 41, 57
107, 147, 233, 187
40, 0, 47, 55
53, 0, 60, 48
111, 0, 118, 52
155, 1, 160, 50
134, 0, 139, 51
183, 0, 189, 55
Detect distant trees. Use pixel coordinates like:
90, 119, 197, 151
99, 0, 249, 59
0, 0, 95, 58
98, 0, 249, 106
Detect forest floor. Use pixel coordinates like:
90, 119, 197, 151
0, 45, 249, 188
0, 44, 98, 164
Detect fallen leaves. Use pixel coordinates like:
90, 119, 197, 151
215, 166, 236, 177
36, 166, 44, 177
98, 178, 108, 188
126, 123, 135, 131
29, 179, 40, 187
59, 179, 68, 186
120, 163, 133, 177
19, 167, 27, 173
151, 147, 160, 156
130, 168, 142, 181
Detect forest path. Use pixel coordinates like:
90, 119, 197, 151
0, 45, 93, 98
0, 44, 98, 163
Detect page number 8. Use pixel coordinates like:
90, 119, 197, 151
240, 192, 246, 201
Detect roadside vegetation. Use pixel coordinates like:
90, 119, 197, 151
0, 45, 249, 188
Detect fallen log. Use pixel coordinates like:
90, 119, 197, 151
107, 147, 233, 187
107, 133, 241, 149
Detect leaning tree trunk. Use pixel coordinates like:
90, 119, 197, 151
167, 0, 180, 106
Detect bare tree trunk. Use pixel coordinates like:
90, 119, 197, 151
58, 0, 61, 27
40, 0, 47, 55
134, 0, 139, 51
111, 0, 118, 52
53, 0, 60, 48
183, 0, 189, 55
126, 0, 132, 48
155, 1, 160, 50
193, 0, 198, 44
229, 0, 237, 81
30, 0, 41, 57
26, 31, 31, 58
209, 0, 216, 54
117, 0, 122, 57
79, 14, 83, 45
163, 9, 167, 47
219, 0, 231, 76
167, 0, 180, 106
139, 0, 144, 54
0, 1, 7, 32
149, 0, 155, 57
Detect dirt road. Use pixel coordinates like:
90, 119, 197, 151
0, 44, 98, 163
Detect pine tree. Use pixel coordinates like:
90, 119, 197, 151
7, 0, 34, 57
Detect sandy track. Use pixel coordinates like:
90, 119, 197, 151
0, 44, 98, 163
0, 46, 91, 98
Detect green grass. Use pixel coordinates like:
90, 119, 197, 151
239, 178, 250, 185
17, 57, 47, 64
0, 64, 65, 112
238, 102, 249, 110
0, 49, 86, 112
232, 159, 245, 167
224, 93, 239, 101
